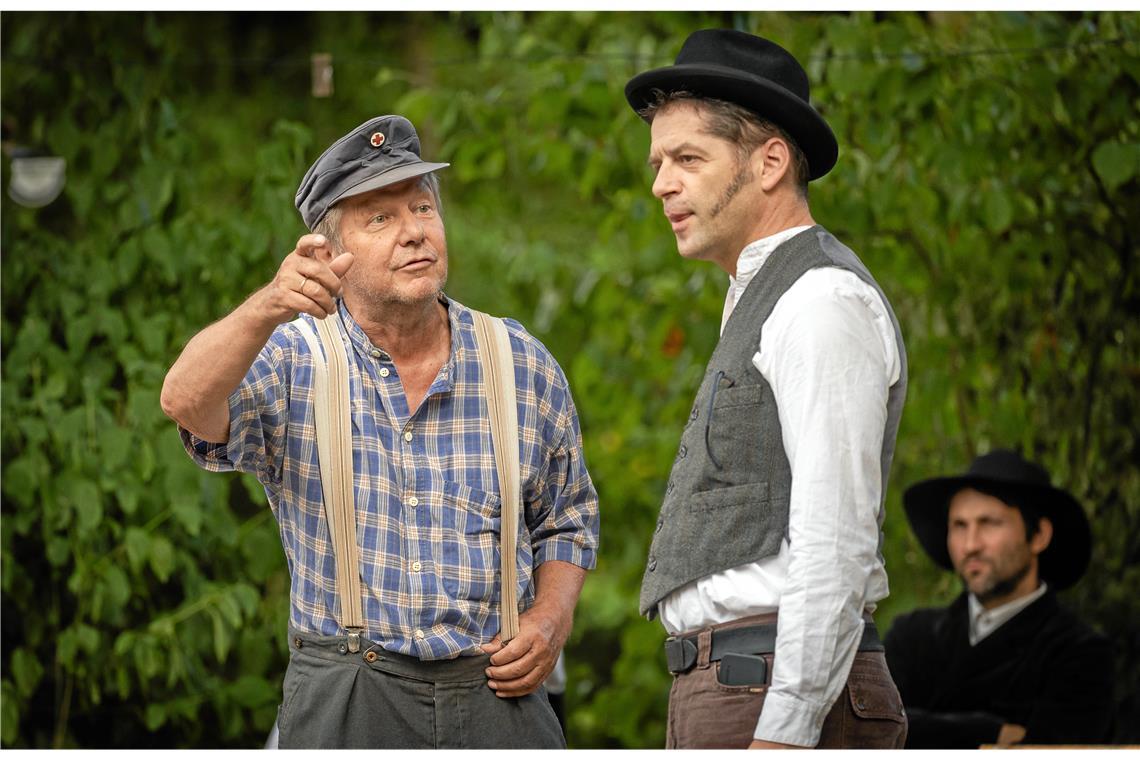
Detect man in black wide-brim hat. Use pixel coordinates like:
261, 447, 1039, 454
885, 449, 1114, 748
627, 30, 908, 748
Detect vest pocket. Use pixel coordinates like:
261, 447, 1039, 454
713, 384, 764, 408
704, 384, 765, 473
689, 482, 768, 513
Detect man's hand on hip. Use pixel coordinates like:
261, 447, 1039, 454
480, 603, 568, 698
480, 560, 586, 699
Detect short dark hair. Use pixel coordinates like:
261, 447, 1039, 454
638, 89, 809, 198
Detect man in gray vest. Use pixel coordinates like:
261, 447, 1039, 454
625, 29, 908, 748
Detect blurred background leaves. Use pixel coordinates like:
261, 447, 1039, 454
2, 10, 1137, 748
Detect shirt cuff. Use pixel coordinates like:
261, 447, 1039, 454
754, 689, 830, 747
177, 425, 237, 473
533, 536, 597, 571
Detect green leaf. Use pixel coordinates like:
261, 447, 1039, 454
69, 477, 103, 537
228, 675, 277, 709
2, 456, 42, 510
1091, 141, 1139, 191
101, 426, 134, 472
9, 648, 44, 698
1, 681, 19, 745
125, 527, 151, 572
210, 609, 231, 663
232, 583, 261, 618
101, 565, 131, 617
75, 624, 100, 655
46, 535, 71, 567
148, 535, 176, 582
982, 187, 1014, 234
145, 703, 167, 731
171, 492, 202, 536
217, 592, 242, 628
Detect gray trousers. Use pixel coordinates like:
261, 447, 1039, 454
277, 628, 566, 749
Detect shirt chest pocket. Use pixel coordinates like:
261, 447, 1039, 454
440, 480, 502, 603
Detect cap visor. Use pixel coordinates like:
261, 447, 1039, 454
333, 160, 450, 205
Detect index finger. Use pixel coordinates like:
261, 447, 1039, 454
487, 635, 533, 668
293, 233, 331, 259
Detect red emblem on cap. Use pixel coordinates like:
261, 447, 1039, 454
370, 132, 385, 148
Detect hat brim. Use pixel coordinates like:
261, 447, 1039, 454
902, 475, 1092, 590
329, 160, 450, 210
625, 63, 838, 180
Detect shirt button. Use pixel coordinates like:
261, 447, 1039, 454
379, 367, 390, 378
411, 561, 422, 572
408, 496, 419, 507
414, 629, 425, 640
370, 349, 382, 358
404, 431, 413, 442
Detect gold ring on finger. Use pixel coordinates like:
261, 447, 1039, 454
299, 276, 309, 295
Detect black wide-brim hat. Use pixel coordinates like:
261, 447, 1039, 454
902, 449, 1092, 590
625, 29, 838, 181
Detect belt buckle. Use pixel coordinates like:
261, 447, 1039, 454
664, 636, 699, 674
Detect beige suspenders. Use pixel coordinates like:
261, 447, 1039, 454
294, 316, 365, 651
470, 310, 521, 642
292, 309, 521, 650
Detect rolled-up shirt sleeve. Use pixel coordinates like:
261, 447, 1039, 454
525, 366, 599, 572
178, 328, 293, 489
751, 268, 900, 746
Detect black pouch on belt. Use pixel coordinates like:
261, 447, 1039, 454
718, 653, 768, 686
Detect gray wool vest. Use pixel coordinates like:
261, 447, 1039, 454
639, 226, 908, 618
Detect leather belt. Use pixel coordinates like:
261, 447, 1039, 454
664, 621, 884, 675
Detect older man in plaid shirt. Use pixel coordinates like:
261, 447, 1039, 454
160, 115, 599, 749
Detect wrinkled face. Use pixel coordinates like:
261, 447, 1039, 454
647, 102, 762, 271
337, 177, 448, 308
947, 488, 1048, 605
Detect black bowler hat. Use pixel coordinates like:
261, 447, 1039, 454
295, 115, 449, 230
903, 449, 1093, 590
625, 29, 838, 180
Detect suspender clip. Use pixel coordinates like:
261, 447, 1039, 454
346, 628, 362, 653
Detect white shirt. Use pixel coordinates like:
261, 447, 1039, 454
968, 583, 1049, 646
658, 226, 902, 747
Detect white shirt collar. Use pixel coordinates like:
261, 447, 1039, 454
967, 582, 1049, 646
722, 225, 812, 334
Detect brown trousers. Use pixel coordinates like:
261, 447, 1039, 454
666, 614, 908, 749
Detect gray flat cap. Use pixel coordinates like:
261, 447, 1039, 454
295, 114, 449, 230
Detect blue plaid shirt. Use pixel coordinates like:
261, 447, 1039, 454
180, 296, 599, 659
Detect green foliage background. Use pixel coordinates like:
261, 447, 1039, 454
2, 10, 1137, 748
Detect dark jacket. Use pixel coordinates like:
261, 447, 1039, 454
884, 590, 1113, 748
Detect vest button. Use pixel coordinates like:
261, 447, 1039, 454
678, 445, 687, 459
648, 558, 657, 571
689, 405, 699, 421
666, 481, 675, 494
655, 519, 663, 533
364, 651, 378, 663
